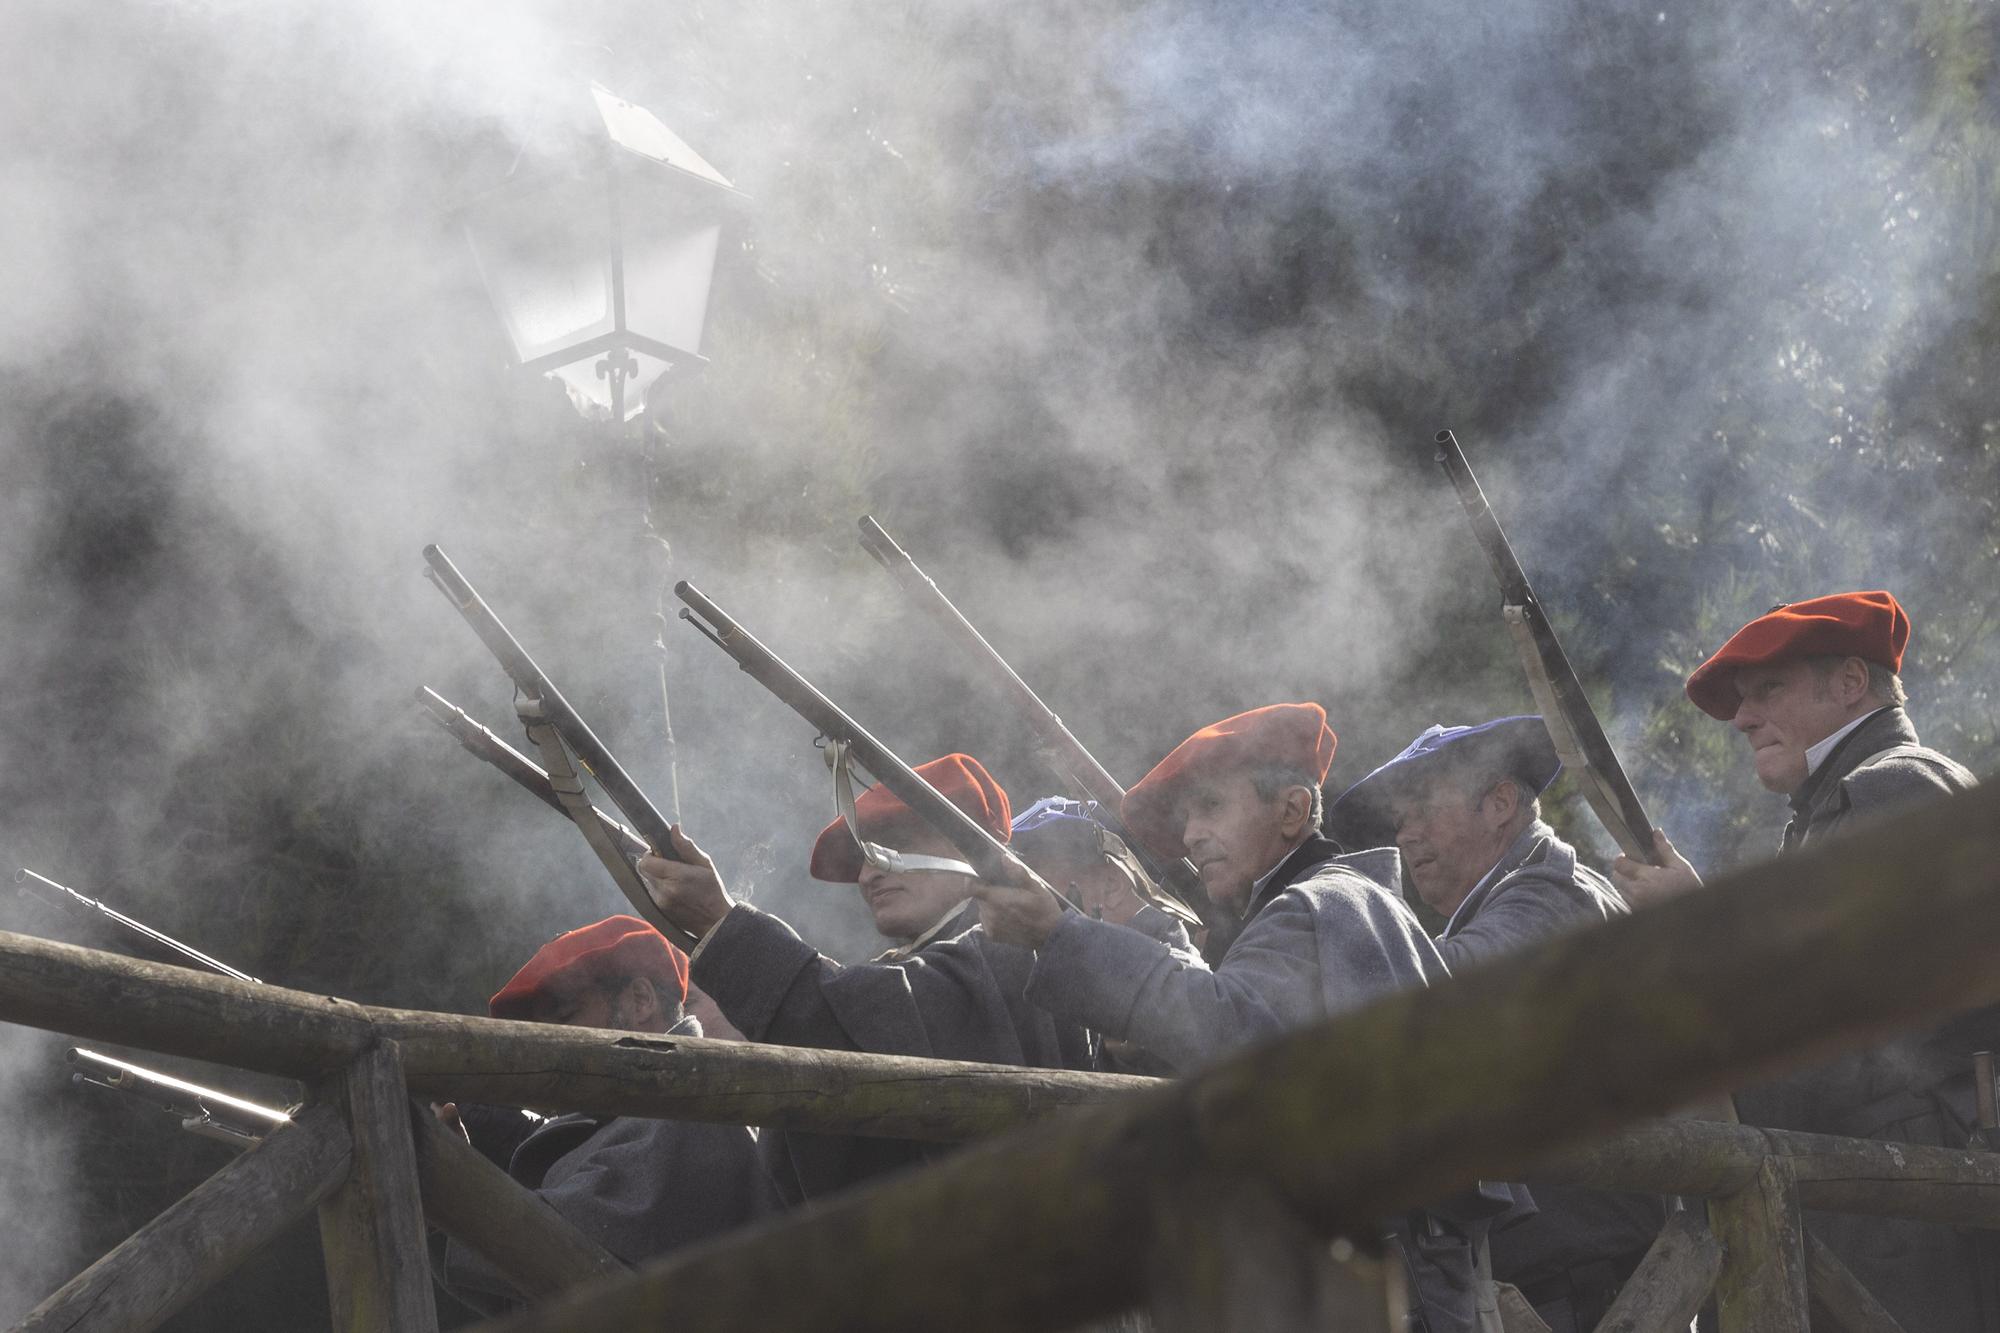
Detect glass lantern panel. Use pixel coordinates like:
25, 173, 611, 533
463, 176, 616, 364
622, 219, 721, 360
546, 345, 672, 423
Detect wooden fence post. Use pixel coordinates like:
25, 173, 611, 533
1146, 1173, 1402, 1333
316, 1040, 438, 1333
1710, 1158, 1808, 1332
11, 1105, 351, 1333
1593, 1209, 1723, 1333
1803, 1233, 1907, 1333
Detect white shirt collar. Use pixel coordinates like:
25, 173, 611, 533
1805, 707, 1890, 777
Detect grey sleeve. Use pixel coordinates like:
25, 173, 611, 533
1126, 904, 1200, 958
1435, 878, 1602, 973
445, 1119, 781, 1298
687, 904, 841, 1046
533, 1119, 780, 1261
690, 904, 1015, 1061
1027, 895, 1325, 1071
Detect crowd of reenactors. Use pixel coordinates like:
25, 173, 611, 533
437, 589, 1985, 1331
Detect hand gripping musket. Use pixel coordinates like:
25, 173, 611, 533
68, 1048, 291, 1148
1433, 430, 1662, 865
15, 869, 263, 983
422, 546, 698, 950
675, 581, 1074, 915
857, 516, 1212, 934
416, 686, 651, 864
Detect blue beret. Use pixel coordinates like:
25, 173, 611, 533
1010, 796, 1108, 837
1330, 716, 1562, 826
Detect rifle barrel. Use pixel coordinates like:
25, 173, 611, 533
422, 546, 683, 865
16, 870, 262, 984
675, 580, 1052, 896
416, 687, 650, 862
69, 1047, 289, 1144
858, 516, 1214, 930
1432, 430, 1661, 865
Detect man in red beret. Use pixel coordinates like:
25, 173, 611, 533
1613, 590, 1973, 902
975, 704, 1506, 1333
636, 753, 1096, 1200
440, 917, 781, 1311
1614, 591, 1985, 1328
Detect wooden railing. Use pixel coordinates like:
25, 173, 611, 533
5, 777, 2000, 1332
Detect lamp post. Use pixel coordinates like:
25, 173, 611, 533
462, 83, 744, 821
462, 82, 744, 423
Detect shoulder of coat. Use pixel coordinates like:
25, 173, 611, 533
1839, 743, 1978, 810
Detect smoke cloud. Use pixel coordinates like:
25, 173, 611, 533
1, 0, 1994, 1322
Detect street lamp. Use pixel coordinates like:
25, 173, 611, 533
462, 83, 745, 423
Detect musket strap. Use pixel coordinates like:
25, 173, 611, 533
825, 741, 979, 878
872, 899, 977, 962
516, 694, 691, 946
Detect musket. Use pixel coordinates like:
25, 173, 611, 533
416, 686, 650, 862
857, 516, 1211, 933
676, 581, 1071, 912
1433, 429, 1661, 865
68, 1047, 290, 1147
422, 546, 697, 950
16, 869, 263, 983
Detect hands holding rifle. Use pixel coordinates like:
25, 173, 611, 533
971, 860, 1068, 951
1611, 829, 1704, 908
637, 827, 739, 942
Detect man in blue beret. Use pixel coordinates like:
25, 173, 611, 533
1008, 796, 1200, 1075
1330, 717, 1625, 969
1330, 717, 1657, 1332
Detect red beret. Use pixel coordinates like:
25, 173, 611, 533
488, 916, 690, 1021
1685, 590, 1911, 721
1121, 703, 1337, 861
808, 753, 1012, 882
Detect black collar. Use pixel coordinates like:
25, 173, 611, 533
1245, 834, 1349, 919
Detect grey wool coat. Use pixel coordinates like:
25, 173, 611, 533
1732, 706, 1992, 1330
1025, 839, 1443, 1068
1025, 836, 1507, 1333
1432, 821, 1626, 975
1442, 824, 1665, 1307
441, 1016, 784, 1312
691, 899, 1096, 1200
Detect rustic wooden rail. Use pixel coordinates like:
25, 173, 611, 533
1, 778, 1997, 1332
0, 928, 1148, 1139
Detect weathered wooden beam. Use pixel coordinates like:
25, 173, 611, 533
11, 1105, 350, 1333
0, 929, 1152, 1141
409, 1101, 625, 1298
1145, 1174, 1401, 1333
316, 1042, 437, 1333
394, 1021, 1148, 1142
1711, 1158, 1809, 1331
1537, 1119, 2000, 1227
1593, 1209, 1722, 1333
464, 781, 2000, 1333
1804, 1233, 1906, 1333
